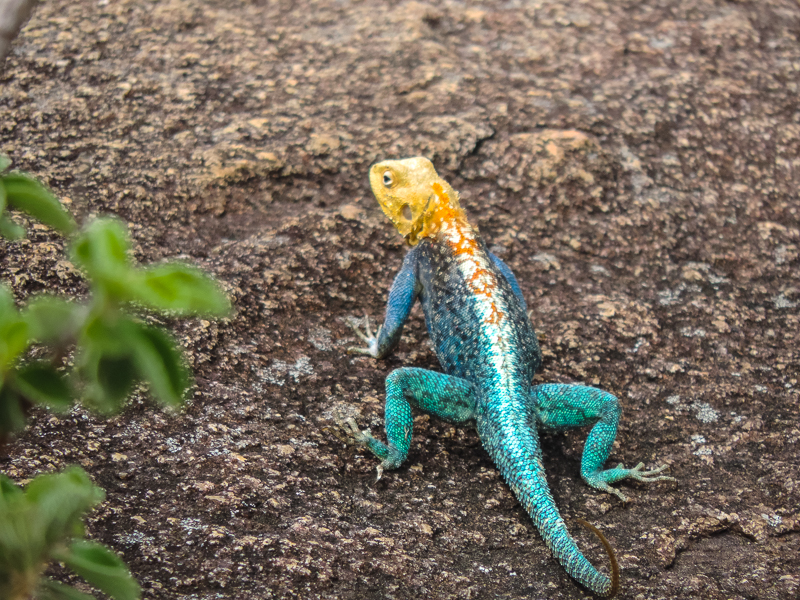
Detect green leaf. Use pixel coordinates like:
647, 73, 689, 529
77, 315, 140, 413
0, 286, 30, 369
26, 467, 104, 550
129, 323, 189, 409
0, 473, 24, 501
81, 315, 130, 355
0, 181, 21, 241
38, 579, 96, 600
0, 468, 108, 600
1, 172, 76, 235
0, 319, 29, 369
0, 384, 28, 442
0, 284, 15, 320
78, 350, 138, 415
96, 354, 138, 411
79, 315, 192, 412
25, 466, 100, 505
70, 218, 134, 297
0, 154, 10, 172
134, 263, 231, 317
13, 363, 74, 412
24, 296, 84, 344
0, 214, 26, 239
58, 540, 140, 600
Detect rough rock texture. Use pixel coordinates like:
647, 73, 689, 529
1, 0, 799, 598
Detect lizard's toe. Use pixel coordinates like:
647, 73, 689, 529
584, 472, 630, 502
348, 315, 371, 341
629, 463, 676, 483
346, 315, 381, 357
584, 460, 675, 501
347, 345, 375, 355
597, 481, 630, 502
331, 413, 370, 446
609, 487, 629, 503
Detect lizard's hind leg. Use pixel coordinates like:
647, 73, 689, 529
530, 384, 675, 502
341, 367, 476, 479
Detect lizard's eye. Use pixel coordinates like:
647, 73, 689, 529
382, 171, 393, 187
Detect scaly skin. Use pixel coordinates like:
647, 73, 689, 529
344, 157, 674, 597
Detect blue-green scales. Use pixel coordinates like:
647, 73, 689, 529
342, 157, 675, 597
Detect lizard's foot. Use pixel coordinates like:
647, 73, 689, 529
346, 314, 382, 357
335, 414, 377, 446
584, 462, 676, 502
333, 412, 392, 480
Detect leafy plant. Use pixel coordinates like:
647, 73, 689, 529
0, 154, 233, 599
0, 156, 231, 442
0, 467, 140, 600
0, 156, 76, 239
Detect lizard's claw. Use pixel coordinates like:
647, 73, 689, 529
347, 314, 382, 357
588, 480, 631, 503
329, 414, 355, 444
584, 462, 676, 502
334, 413, 373, 445
353, 313, 374, 340
332, 411, 389, 481
334, 413, 381, 454
623, 462, 676, 483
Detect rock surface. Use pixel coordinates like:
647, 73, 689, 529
1, 0, 799, 598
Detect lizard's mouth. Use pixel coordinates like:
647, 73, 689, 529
400, 193, 434, 245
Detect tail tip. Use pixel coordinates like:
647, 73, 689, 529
576, 518, 620, 598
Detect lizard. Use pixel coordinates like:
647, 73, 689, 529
341, 156, 675, 597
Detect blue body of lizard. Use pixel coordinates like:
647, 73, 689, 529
347, 157, 673, 596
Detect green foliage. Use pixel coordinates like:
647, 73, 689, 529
126, 323, 189, 409
0, 385, 27, 443
70, 219, 134, 296
0, 172, 76, 237
0, 287, 76, 443
13, 364, 73, 413
0, 286, 30, 371
0, 216, 26, 241
0, 467, 140, 600
0, 153, 232, 598
77, 316, 189, 414
23, 297, 84, 345
0, 154, 231, 439
135, 264, 232, 316
38, 580, 96, 600
56, 541, 140, 600
70, 218, 230, 317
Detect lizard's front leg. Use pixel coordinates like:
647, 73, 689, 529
530, 383, 675, 502
340, 367, 476, 479
346, 247, 420, 360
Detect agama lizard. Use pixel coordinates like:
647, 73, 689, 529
343, 157, 674, 597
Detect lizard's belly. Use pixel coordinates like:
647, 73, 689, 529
417, 236, 538, 386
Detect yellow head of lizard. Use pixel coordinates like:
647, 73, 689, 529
369, 157, 467, 246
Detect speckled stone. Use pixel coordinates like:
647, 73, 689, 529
0, 0, 798, 599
